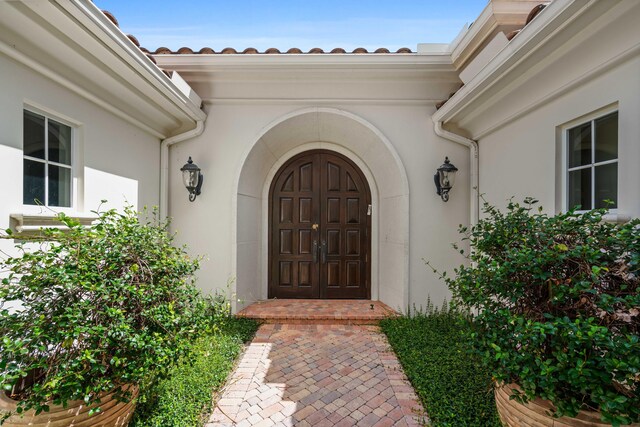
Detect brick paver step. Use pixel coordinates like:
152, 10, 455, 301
237, 300, 400, 325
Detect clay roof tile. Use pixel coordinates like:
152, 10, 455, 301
98, 10, 178, 81
506, 30, 521, 41
145, 53, 157, 64
127, 34, 140, 47
435, 84, 464, 110
505, 4, 548, 44
146, 46, 414, 55
526, 4, 548, 25
101, 10, 119, 27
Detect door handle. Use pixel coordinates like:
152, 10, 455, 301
321, 240, 327, 264
312, 240, 318, 263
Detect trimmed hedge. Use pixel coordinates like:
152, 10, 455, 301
130, 317, 258, 427
381, 307, 501, 427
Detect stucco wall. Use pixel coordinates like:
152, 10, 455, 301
476, 2, 640, 218
168, 100, 470, 312
0, 53, 161, 256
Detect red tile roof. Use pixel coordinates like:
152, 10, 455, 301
101, 9, 414, 56
150, 46, 415, 55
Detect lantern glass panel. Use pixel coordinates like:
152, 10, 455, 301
445, 170, 455, 188
183, 170, 198, 189
439, 170, 455, 189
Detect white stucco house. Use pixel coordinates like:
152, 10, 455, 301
1, 0, 638, 313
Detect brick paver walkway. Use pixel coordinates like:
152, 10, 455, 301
206, 324, 426, 427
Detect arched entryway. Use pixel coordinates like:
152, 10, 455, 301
233, 107, 409, 313
268, 150, 372, 299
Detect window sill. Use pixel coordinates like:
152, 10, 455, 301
9, 212, 97, 234
566, 211, 631, 224
602, 213, 632, 224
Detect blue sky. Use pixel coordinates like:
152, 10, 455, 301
94, 0, 488, 52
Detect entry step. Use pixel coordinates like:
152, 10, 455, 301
237, 299, 399, 325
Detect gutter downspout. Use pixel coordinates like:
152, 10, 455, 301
434, 121, 479, 225
160, 119, 205, 219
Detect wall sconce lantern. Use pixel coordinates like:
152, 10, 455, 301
434, 157, 458, 202
180, 157, 203, 202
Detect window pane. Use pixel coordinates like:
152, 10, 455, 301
49, 165, 72, 207
568, 168, 592, 210
594, 112, 618, 163
594, 163, 617, 209
567, 121, 591, 168
23, 159, 45, 205
23, 110, 45, 159
48, 119, 72, 165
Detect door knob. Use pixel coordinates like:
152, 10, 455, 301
312, 223, 319, 230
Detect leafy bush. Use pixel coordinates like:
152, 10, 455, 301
381, 303, 501, 427
130, 317, 258, 427
443, 199, 639, 425
0, 207, 208, 418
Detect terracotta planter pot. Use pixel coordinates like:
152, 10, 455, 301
495, 383, 639, 427
0, 385, 138, 427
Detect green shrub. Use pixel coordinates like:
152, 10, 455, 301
381, 304, 501, 427
130, 317, 258, 427
0, 207, 208, 419
444, 199, 640, 425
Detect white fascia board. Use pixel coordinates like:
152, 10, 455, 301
433, 0, 598, 124
154, 53, 455, 73
459, 32, 509, 84
447, 23, 471, 55
417, 43, 450, 54
57, 0, 205, 122
449, 1, 497, 64
449, 1, 549, 68
170, 71, 203, 108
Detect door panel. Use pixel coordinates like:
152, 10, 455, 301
269, 156, 320, 298
269, 150, 370, 299
319, 155, 370, 299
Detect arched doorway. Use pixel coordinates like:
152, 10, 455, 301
233, 107, 410, 312
268, 150, 371, 299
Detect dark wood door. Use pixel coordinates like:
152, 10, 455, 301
269, 150, 371, 299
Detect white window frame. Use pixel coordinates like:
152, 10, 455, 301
561, 105, 618, 213
22, 105, 79, 212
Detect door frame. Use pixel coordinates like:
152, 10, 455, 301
266, 146, 374, 300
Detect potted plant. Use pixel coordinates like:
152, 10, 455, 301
0, 207, 208, 426
443, 199, 639, 426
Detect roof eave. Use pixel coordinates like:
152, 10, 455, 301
432, 0, 602, 126
154, 52, 456, 73
63, 0, 206, 124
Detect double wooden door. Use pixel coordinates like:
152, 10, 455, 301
269, 150, 371, 299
